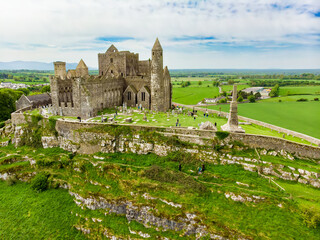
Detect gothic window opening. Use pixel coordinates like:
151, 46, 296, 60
110, 58, 113, 63
128, 91, 131, 100
111, 70, 113, 74
141, 92, 146, 101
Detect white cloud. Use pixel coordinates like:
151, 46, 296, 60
0, 0, 319, 68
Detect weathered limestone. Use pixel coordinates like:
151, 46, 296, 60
221, 85, 245, 133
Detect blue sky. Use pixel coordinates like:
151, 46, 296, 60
0, 0, 319, 69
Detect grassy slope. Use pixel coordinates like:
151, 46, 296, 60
0, 181, 85, 240
208, 101, 320, 139
0, 145, 319, 239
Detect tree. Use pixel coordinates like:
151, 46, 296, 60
248, 95, 256, 103
20, 88, 30, 96
254, 92, 261, 99
228, 79, 235, 85
41, 85, 50, 93
0, 89, 16, 121
237, 96, 243, 102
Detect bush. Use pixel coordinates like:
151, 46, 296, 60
237, 96, 243, 102
314, 98, 319, 101
215, 131, 230, 140
219, 98, 227, 103
248, 95, 256, 103
198, 81, 202, 85
278, 99, 282, 102
301, 207, 320, 228
30, 172, 49, 192
297, 98, 308, 102
0, 121, 5, 129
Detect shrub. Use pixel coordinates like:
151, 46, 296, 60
36, 159, 56, 167
198, 81, 202, 85
237, 96, 243, 102
297, 98, 308, 102
30, 172, 49, 192
219, 98, 227, 103
0, 121, 5, 129
301, 207, 320, 228
215, 131, 230, 140
248, 95, 256, 103
314, 98, 319, 101
278, 99, 282, 102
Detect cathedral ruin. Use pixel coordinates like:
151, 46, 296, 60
50, 38, 172, 118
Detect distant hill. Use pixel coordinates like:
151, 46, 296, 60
0, 61, 95, 71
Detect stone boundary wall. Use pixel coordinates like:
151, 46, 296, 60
178, 104, 320, 146
10, 112, 320, 159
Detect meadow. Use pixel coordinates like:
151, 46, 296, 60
172, 79, 220, 105
0, 145, 320, 239
279, 86, 320, 96
207, 101, 320, 139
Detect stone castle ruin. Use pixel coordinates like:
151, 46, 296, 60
50, 38, 172, 118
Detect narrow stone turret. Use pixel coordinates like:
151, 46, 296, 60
221, 85, 245, 133
151, 38, 165, 112
54, 61, 66, 78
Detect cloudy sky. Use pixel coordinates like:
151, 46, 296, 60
0, 0, 319, 69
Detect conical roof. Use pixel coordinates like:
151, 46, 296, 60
76, 59, 88, 69
152, 38, 162, 51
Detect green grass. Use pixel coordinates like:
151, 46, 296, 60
261, 95, 319, 102
208, 101, 320, 139
279, 86, 320, 96
221, 84, 250, 92
0, 181, 85, 239
1, 145, 320, 239
172, 85, 220, 105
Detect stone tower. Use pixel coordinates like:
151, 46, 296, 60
151, 38, 165, 112
54, 61, 66, 78
221, 85, 245, 133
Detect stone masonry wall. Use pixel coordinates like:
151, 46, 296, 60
10, 112, 320, 159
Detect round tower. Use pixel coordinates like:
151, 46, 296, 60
151, 38, 164, 112
54, 61, 66, 78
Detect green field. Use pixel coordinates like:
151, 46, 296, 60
279, 86, 320, 96
208, 101, 320, 139
172, 84, 220, 105
261, 95, 319, 102
221, 84, 250, 92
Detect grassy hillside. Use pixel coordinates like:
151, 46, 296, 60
0, 144, 320, 239
208, 101, 320, 139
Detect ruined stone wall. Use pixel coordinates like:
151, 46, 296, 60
125, 76, 151, 94
10, 112, 320, 159
15, 95, 31, 110
138, 60, 151, 76
51, 120, 320, 159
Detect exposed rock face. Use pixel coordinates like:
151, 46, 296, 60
200, 121, 217, 131
69, 191, 209, 237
